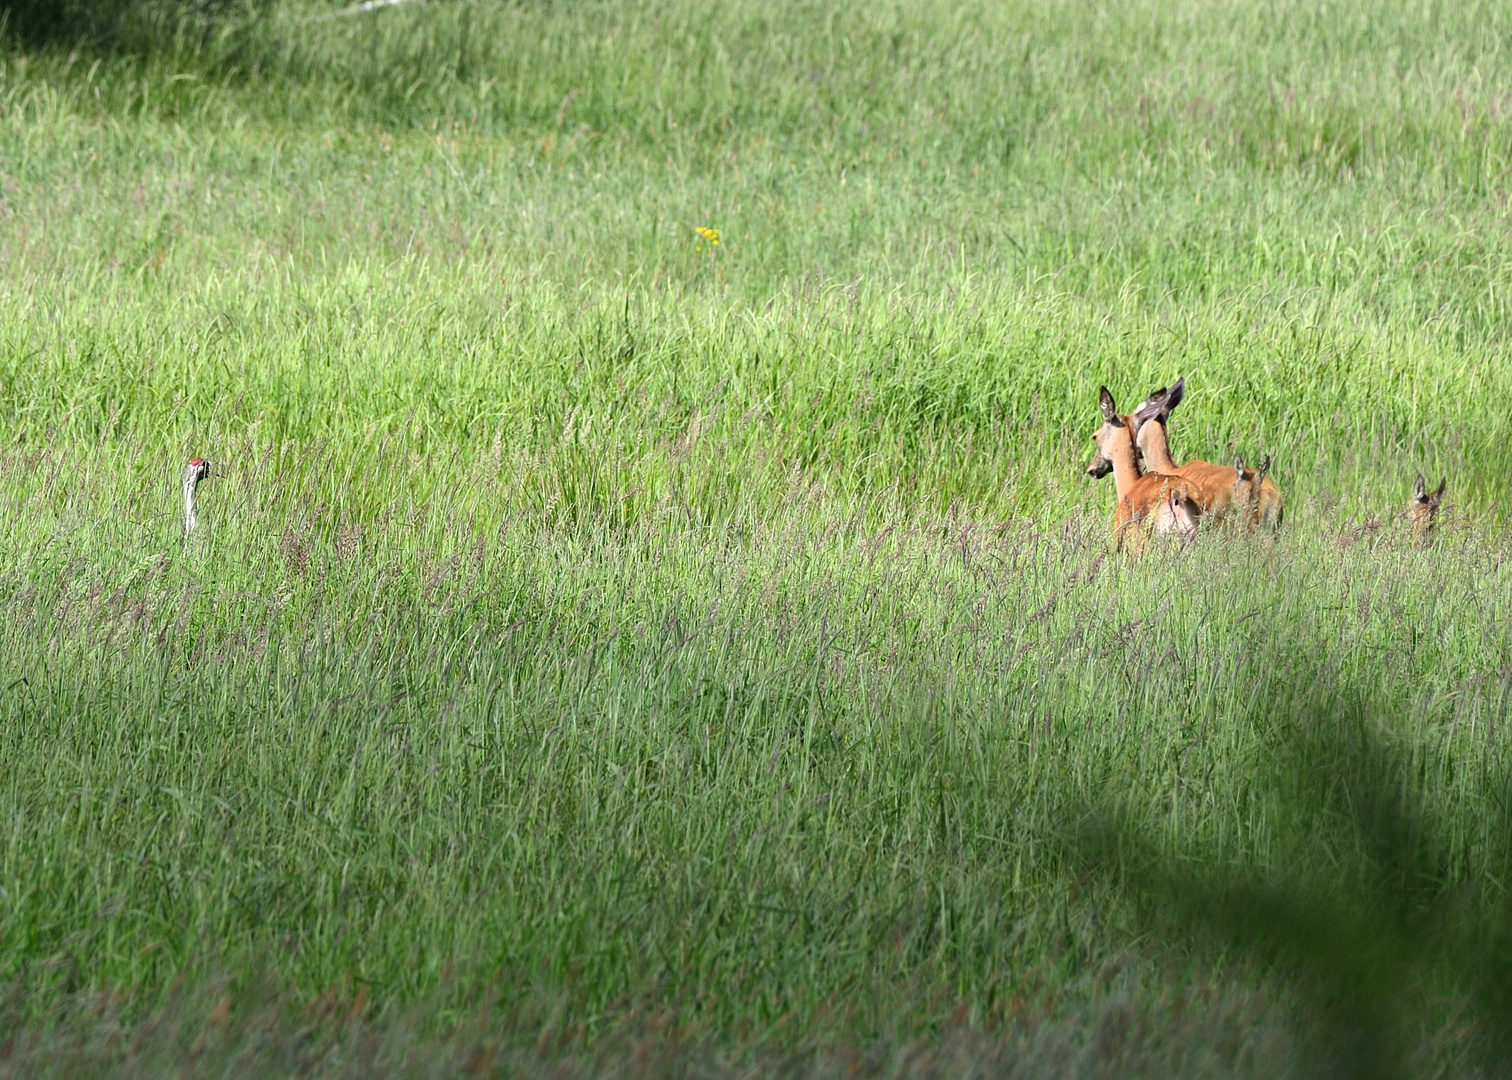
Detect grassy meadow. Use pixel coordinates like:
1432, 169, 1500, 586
3, 0, 1512, 1074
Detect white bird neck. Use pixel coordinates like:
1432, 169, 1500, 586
183, 478, 199, 536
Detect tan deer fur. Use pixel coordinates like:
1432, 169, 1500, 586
1086, 386, 1206, 551
1130, 378, 1283, 531
1410, 475, 1445, 543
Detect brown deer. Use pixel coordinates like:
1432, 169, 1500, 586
1086, 386, 1206, 551
1410, 475, 1446, 543
1130, 378, 1283, 530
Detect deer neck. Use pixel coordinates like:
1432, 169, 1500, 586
1137, 420, 1179, 472
1106, 426, 1143, 502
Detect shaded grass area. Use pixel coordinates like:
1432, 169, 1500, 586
0, 972, 1300, 1079
4, 0, 1512, 1074
2, 468, 1510, 1072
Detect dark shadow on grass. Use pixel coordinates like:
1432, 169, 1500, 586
1067, 685, 1512, 1078
0, 0, 267, 56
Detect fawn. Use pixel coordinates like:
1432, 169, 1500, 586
1410, 475, 1446, 543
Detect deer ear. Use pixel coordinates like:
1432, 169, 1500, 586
1099, 386, 1119, 424
1165, 376, 1185, 412
1234, 456, 1245, 479
1434, 477, 1446, 500
1131, 389, 1166, 430
1256, 454, 1271, 484
1414, 474, 1427, 501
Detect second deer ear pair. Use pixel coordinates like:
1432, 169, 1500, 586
1233, 455, 1270, 483
1131, 376, 1185, 433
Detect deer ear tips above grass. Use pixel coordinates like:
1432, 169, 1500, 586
1131, 385, 1168, 429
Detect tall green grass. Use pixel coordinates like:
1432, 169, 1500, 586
2, 0, 1512, 1074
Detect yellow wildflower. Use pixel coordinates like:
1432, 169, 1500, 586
694, 226, 720, 247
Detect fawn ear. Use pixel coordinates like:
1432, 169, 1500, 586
1256, 455, 1271, 484
1414, 474, 1427, 501
1099, 386, 1119, 424
1434, 477, 1447, 500
1234, 456, 1246, 479
1164, 376, 1185, 414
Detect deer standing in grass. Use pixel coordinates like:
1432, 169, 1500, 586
1410, 475, 1445, 544
1130, 378, 1283, 530
1086, 387, 1205, 551
183, 459, 211, 538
